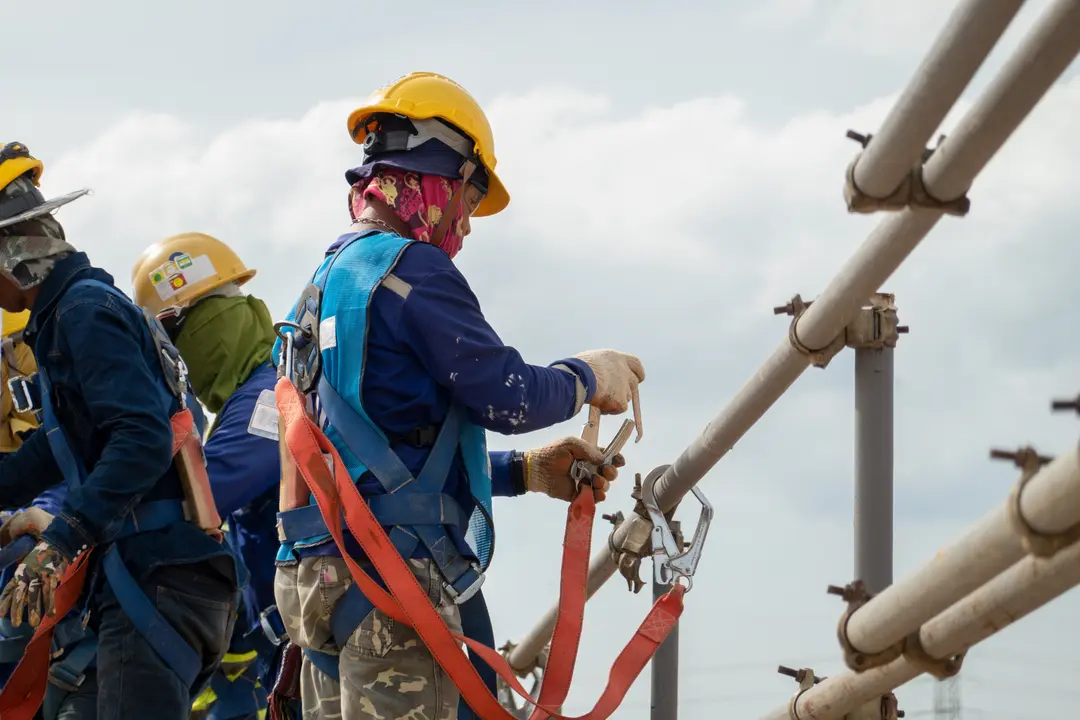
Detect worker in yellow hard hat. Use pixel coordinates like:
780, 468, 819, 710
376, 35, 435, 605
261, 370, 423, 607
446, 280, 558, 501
270, 72, 643, 719
132, 232, 284, 720
0, 310, 36, 452
0, 141, 245, 719
0, 144, 94, 715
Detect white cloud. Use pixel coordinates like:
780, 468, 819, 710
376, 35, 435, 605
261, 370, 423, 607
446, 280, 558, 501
37, 67, 1080, 718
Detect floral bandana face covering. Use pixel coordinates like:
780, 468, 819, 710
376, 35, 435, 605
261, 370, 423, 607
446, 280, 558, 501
350, 168, 469, 259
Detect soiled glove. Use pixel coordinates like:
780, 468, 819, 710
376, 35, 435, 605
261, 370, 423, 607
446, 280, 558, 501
572, 349, 645, 414
524, 436, 625, 502
0, 540, 69, 627
0, 507, 55, 546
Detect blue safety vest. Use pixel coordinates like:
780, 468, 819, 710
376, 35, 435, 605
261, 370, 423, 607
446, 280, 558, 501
32, 278, 218, 699
273, 231, 499, 705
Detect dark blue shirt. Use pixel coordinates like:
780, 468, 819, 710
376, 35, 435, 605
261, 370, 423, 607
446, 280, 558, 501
0, 253, 239, 582
294, 237, 595, 561
204, 362, 280, 621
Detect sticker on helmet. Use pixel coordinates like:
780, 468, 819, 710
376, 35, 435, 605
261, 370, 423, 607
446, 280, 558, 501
149, 251, 218, 302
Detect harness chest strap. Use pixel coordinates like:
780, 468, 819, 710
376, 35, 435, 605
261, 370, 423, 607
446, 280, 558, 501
276, 378, 684, 720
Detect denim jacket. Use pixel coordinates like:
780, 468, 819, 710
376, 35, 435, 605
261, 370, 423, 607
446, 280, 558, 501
0, 252, 241, 583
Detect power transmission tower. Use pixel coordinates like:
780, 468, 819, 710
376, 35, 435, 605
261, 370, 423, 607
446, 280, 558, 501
933, 676, 961, 720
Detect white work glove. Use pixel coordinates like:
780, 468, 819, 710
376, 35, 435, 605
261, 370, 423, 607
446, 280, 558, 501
0, 507, 55, 547
524, 436, 625, 503
572, 349, 645, 414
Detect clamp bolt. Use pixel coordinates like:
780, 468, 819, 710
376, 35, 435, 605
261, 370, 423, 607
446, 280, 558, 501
1051, 394, 1080, 415
989, 447, 1053, 467
846, 130, 873, 148
777, 665, 823, 685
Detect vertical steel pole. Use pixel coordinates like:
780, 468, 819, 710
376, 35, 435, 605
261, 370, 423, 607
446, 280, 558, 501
650, 522, 680, 720
854, 345, 895, 595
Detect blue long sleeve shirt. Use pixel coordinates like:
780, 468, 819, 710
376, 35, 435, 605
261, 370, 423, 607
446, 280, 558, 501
203, 362, 280, 623
292, 237, 595, 562
0, 254, 239, 584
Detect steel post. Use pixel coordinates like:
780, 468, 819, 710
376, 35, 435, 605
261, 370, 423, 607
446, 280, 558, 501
650, 522, 681, 720
854, 346, 895, 595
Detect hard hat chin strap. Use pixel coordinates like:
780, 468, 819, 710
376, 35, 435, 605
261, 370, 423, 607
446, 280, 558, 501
431, 158, 477, 252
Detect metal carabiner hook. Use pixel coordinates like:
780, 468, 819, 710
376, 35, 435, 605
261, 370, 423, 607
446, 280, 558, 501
641, 465, 713, 593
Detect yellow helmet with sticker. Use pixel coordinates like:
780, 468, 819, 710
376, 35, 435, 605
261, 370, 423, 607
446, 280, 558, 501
131, 232, 256, 316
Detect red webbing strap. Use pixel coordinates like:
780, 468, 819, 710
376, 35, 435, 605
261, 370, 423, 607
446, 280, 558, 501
276, 378, 683, 720
0, 550, 92, 720
170, 408, 194, 455
527, 482, 595, 720
0, 408, 195, 719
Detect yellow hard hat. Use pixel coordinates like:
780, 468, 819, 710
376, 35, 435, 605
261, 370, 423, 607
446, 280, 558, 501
1, 310, 30, 338
0, 142, 90, 232
131, 232, 256, 316
0, 143, 43, 191
346, 72, 509, 217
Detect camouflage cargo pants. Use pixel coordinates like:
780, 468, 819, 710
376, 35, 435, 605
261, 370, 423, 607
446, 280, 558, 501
275, 556, 463, 720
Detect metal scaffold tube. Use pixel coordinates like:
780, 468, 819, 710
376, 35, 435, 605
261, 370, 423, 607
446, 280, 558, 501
759, 489, 1080, 720
845, 443, 1080, 658
507, 0, 1080, 675
850, 0, 1024, 199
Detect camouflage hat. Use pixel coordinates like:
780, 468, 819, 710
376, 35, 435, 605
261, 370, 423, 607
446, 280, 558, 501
0, 221, 76, 290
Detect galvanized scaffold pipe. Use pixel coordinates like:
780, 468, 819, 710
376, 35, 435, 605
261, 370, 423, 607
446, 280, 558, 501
507, 0, 1070, 676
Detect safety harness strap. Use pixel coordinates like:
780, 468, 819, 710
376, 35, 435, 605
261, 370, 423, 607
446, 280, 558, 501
277, 494, 471, 542
0, 278, 211, 719
313, 371, 483, 611
276, 378, 684, 720
204, 655, 268, 720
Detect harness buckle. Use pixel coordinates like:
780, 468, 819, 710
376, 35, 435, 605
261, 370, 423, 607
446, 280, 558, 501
640, 465, 713, 592
7, 374, 36, 415
275, 283, 323, 393
443, 562, 485, 606
259, 604, 288, 647
47, 661, 87, 693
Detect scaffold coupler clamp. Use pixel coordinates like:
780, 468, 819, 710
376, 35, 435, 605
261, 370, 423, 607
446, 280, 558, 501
497, 640, 543, 717
641, 464, 712, 592
991, 445, 1080, 558
778, 665, 821, 720
828, 580, 902, 672
841, 129, 970, 217
844, 293, 907, 351
842, 692, 904, 720
774, 294, 845, 369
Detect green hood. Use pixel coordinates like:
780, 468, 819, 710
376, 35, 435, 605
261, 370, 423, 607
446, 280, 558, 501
173, 295, 275, 414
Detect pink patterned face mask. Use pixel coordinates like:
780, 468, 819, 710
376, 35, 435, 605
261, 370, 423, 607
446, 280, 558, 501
349, 168, 469, 259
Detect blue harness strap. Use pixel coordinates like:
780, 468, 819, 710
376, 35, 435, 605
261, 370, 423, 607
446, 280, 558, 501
280, 234, 497, 700
32, 277, 208, 690
206, 659, 268, 720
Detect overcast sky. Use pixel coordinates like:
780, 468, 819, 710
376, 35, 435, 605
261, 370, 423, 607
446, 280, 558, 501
9, 0, 1080, 717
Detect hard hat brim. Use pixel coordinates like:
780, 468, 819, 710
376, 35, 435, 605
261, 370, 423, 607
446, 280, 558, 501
473, 173, 508, 217
349, 103, 509, 217
0, 188, 90, 231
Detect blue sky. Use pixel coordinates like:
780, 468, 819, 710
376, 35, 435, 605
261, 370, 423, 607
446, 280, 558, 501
8, 1, 1080, 717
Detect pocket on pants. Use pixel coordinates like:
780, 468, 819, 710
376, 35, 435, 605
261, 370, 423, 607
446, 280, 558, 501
349, 558, 444, 659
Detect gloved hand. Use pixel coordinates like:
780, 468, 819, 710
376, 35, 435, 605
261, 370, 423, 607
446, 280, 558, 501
524, 436, 625, 502
0, 540, 69, 627
572, 350, 645, 414
0, 507, 55, 546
